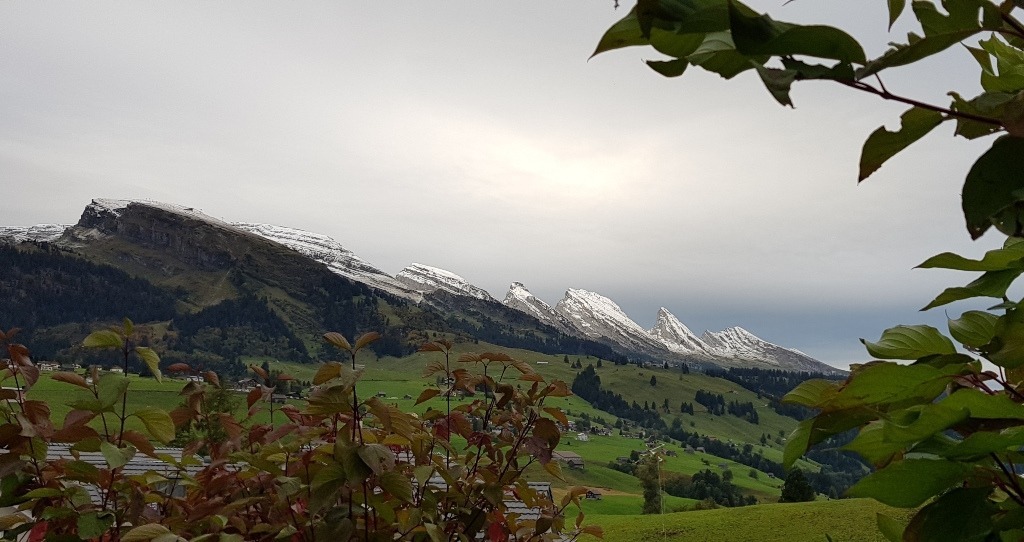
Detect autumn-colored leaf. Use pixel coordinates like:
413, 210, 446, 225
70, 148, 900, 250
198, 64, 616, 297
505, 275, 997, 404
166, 363, 191, 373
354, 331, 380, 351
313, 362, 342, 385
51, 372, 89, 389
323, 332, 352, 351
416, 388, 441, 405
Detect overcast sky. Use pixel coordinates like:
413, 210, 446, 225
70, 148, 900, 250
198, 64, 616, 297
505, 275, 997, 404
0, 1, 1006, 369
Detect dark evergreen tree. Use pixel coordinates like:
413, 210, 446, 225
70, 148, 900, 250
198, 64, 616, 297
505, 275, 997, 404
780, 469, 816, 503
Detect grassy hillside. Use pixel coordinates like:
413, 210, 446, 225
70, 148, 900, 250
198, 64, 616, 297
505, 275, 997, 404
263, 338, 822, 503
592, 499, 912, 542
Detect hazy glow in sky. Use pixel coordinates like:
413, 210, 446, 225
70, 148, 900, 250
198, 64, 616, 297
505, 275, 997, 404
0, 1, 1005, 368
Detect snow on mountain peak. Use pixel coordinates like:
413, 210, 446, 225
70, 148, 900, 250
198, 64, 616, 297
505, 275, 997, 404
396, 263, 495, 301
85, 199, 230, 226
649, 307, 710, 355
554, 288, 667, 353
233, 223, 421, 301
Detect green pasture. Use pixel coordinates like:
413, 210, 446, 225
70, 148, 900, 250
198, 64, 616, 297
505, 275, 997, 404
590, 498, 913, 542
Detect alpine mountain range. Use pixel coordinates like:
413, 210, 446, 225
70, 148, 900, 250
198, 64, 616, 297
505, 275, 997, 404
2, 199, 841, 374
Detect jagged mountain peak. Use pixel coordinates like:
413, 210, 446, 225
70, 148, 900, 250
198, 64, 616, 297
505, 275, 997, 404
650, 307, 710, 356
396, 263, 495, 301
554, 288, 667, 354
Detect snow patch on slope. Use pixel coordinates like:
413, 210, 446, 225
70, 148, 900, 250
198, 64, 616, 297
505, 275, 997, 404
396, 263, 495, 301
0, 224, 69, 243
234, 223, 421, 300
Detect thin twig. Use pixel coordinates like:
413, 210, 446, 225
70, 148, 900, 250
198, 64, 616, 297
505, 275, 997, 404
839, 79, 1003, 127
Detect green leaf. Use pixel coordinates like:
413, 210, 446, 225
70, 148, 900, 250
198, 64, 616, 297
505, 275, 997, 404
378, 470, 414, 503
122, 523, 173, 542
877, 513, 904, 542
859, 107, 944, 181
831, 362, 963, 410
356, 444, 395, 475
135, 346, 161, 382
846, 458, 971, 506
648, 27, 705, 58
918, 242, 1024, 271
133, 407, 175, 444
592, 8, 648, 57
83, 330, 123, 350
922, 269, 1023, 310
646, 58, 689, 77
728, 1, 865, 63
844, 423, 905, 467
97, 373, 130, 410
977, 36, 1024, 93
77, 511, 115, 539
963, 136, 1024, 239
886, 0, 906, 29
937, 427, 1024, 460
784, 418, 813, 470
949, 90, 1011, 139
754, 64, 796, 107
904, 487, 996, 542
859, 30, 980, 78
686, 31, 759, 79
782, 379, 838, 409
862, 325, 956, 360
949, 311, 999, 347
100, 441, 135, 470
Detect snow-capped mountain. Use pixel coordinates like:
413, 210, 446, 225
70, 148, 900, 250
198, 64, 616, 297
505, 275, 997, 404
0, 224, 68, 244
396, 263, 496, 301
650, 307, 712, 357
3, 198, 841, 373
702, 326, 831, 372
234, 223, 421, 301
554, 289, 668, 355
502, 282, 577, 334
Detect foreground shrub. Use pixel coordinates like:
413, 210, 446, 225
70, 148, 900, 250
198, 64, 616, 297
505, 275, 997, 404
0, 323, 601, 541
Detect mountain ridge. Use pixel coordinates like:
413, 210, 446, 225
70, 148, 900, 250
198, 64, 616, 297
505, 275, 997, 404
1, 198, 843, 374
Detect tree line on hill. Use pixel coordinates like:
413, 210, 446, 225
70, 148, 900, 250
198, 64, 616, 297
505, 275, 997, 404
706, 367, 841, 420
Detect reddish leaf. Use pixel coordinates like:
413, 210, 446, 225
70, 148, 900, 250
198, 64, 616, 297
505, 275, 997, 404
51, 372, 89, 389
544, 407, 569, 427
27, 520, 47, 542
52, 424, 100, 443
218, 413, 243, 441
276, 373, 295, 382
488, 515, 507, 542
205, 371, 220, 388
416, 388, 441, 405
418, 342, 444, 352
62, 409, 96, 429
169, 406, 195, 428
121, 430, 156, 457
17, 365, 39, 389
247, 387, 263, 410
249, 364, 269, 381
166, 363, 191, 373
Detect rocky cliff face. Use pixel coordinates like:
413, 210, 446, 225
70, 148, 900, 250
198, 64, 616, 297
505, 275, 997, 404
70, 199, 243, 271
